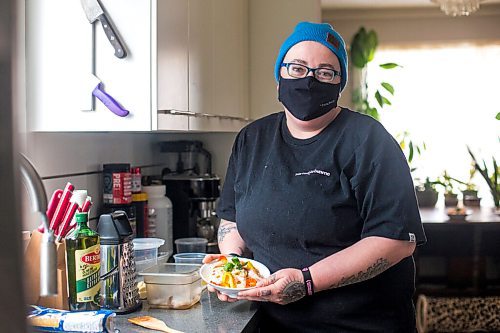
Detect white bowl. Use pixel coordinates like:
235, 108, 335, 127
199, 257, 271, 299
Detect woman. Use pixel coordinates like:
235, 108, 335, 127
205, 22, 426, 332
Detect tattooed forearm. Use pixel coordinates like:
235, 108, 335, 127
217, 224, 237, 242
329, 258, 390, 289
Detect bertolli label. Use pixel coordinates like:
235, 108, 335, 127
75, 244, 100, 303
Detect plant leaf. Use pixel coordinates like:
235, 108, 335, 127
350, 27, 369, 68
380, 63, 400, 69
493, 157, 498, 190
366, 30, 378, 62
409, 141, 414, 163
381, 82, 394, 95
351, 39, 367, 68
375, 90, 383, 108
369, 107, 379, 120
381, 96, 392, 106
496, 112, 500, 120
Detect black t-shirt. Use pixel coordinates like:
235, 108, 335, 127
217, 109, 426, 332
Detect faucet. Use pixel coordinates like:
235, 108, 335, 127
19, 153, 57, 296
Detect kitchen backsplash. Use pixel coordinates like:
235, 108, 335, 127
21, 131, 236, 231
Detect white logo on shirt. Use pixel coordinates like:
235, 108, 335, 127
409, 233, 416, 242
295, 169, 331, 177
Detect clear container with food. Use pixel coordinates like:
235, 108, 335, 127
139, 263, 203, 309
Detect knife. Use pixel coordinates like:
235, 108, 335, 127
90, 74, 130, 117
80, 0, 127, 58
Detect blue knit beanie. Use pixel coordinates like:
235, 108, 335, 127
274, 22, 348, 91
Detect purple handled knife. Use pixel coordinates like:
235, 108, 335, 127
91, 77, 129, 117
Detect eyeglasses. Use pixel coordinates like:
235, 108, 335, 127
281, 62, 341, 83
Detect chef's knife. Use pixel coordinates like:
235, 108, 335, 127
80, 0, 127, 58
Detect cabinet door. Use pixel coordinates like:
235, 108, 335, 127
188, 0, 249, 131
93, 0, 152, 131
211, 0, 249, 119
26, 0, 152, 131
26, 0, 92, 131
188, 0, 214, 116
157, 0, 189, 114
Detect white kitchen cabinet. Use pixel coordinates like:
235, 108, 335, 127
26, 0, 153, 131
188, 0, 249, 118
26, 0, 249, 132
159, 0, 250, 132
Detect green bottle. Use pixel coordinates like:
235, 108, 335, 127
66, 212, 101, 311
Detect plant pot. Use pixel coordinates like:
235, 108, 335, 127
462, 189, 478, 199
444, 193, 458, 207
462, 190, 481, 207
415, 188, 438, 208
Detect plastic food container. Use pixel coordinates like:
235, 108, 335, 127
173, 252, 206, 264
133, 238, 165, 273
139, 263, 204, 309
174, 237, 208, 253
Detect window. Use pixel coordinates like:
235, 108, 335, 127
367, 43, 500, 205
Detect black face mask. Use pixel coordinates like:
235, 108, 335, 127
278, 76, 341, 121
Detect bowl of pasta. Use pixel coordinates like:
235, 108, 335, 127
199, 256, 270, 298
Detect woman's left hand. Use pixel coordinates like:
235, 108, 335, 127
237, 268, 306, 305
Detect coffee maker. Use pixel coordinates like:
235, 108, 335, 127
159, 141, 220, 253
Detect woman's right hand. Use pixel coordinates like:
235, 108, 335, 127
203, 253, 240, 303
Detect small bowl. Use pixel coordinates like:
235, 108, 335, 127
447, 208, 470, 222
447, 213, 469, 222
173, 253, 206, 264
199, 258, 271, 299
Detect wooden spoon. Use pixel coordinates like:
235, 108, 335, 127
128, 316, 184, 333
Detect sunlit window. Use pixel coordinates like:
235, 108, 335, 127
367, 43, 500, 205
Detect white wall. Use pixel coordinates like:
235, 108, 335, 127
21, 131, 236, 231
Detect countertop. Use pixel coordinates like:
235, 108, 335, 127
420, 206, 500, 223
114, 291, 260, 333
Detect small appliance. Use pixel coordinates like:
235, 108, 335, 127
157, 141, 220, 253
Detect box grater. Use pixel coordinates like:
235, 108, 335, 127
98, 211, 141, 313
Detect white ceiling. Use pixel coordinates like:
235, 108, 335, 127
321, 0, 500, 9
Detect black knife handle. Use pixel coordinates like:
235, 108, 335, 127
98, 13, 127, 59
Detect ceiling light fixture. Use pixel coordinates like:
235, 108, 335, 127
431, 0, 484, 16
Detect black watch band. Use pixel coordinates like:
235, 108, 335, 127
228, 253, 241, 257
301, 267, 314, 296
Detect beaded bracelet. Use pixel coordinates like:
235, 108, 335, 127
301, 267, 314, 296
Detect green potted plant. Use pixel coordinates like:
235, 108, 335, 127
436, 171, 460, 207
461, 162, 481, 206
415, 177, 439, 208
349, 27, 400, 121
467, 146, 499, 210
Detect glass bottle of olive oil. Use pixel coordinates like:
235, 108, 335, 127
66, 212, 101, 311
